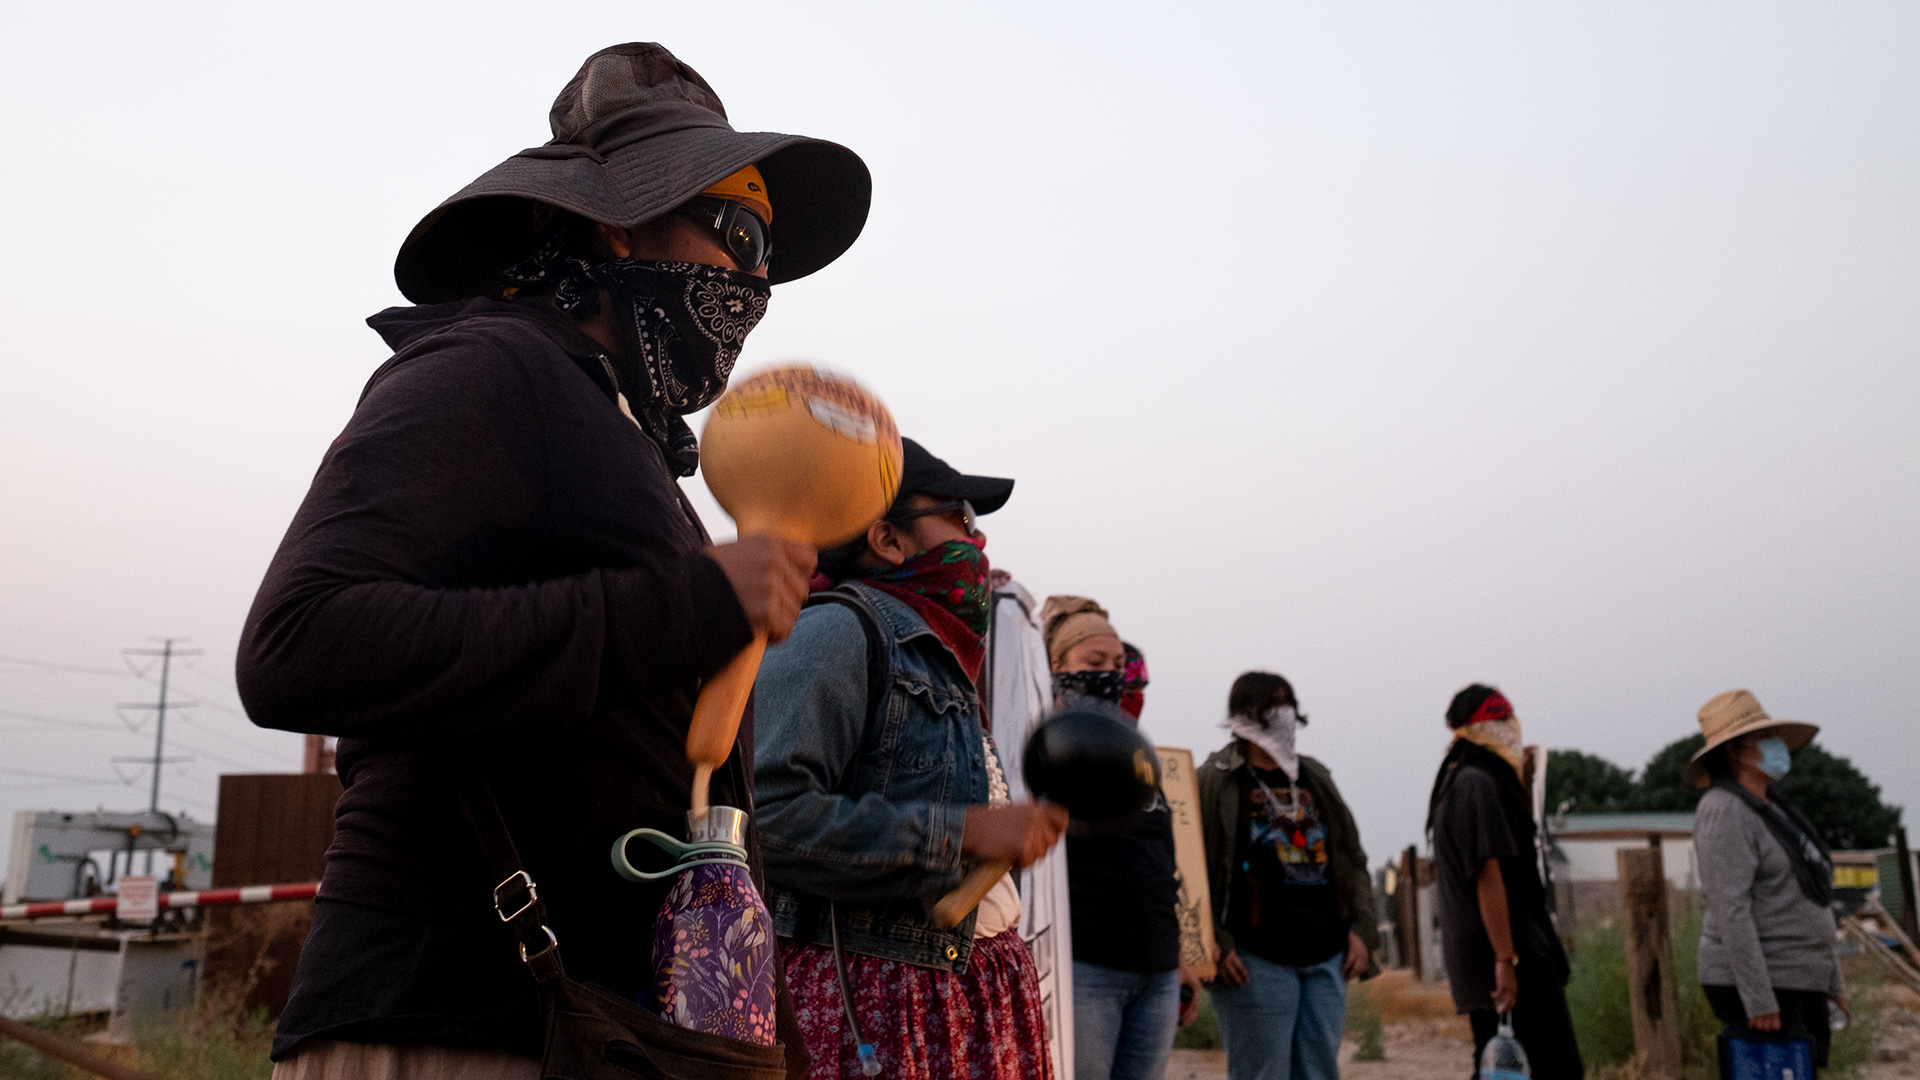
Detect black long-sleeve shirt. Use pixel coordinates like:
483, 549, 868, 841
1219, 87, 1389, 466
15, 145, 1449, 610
239, 298, 757, 1057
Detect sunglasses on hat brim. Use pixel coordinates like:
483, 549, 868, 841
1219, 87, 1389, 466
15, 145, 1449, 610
671, 196, 772, 273
885, 498, 978, 538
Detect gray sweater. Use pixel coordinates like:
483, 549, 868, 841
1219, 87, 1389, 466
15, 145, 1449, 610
1694, 786, 1843, 1016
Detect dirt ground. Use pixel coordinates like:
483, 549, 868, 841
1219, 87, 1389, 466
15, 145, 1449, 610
1168, 970, 1478, 1080
1167, 1017, 1474, 1079
1169, 1009, 1920, 1080
1164, 970, 1920, 1080
1867, 1002, 1920, 1079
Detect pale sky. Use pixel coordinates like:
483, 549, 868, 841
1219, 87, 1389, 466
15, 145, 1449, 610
2, 2, 1915, 874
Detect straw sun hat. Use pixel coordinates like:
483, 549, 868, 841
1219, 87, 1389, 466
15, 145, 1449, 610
1682, 689, 1819, 789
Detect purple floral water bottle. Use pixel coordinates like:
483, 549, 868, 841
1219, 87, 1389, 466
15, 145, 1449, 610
614, 807, 777, 1045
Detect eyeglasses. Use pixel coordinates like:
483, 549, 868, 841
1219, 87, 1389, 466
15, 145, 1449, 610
672, 196, 772, 272
886, 498, 978, 538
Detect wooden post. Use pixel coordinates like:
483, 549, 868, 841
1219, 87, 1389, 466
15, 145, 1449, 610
0, 1013, 161, 1080
1400, 845, 1422, 979
1896, 827, 1920, 945
1618, 840, 1681, 1079
302, 733, 335, 774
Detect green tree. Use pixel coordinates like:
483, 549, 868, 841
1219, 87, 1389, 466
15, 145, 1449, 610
1545, 749, 1636, 814
1625, 734, 1903, 849
1622, 734, 1707, 812
1775, 743, 1903, 849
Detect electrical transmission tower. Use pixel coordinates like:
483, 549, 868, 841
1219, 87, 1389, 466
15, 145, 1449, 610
119, 637, 200, 813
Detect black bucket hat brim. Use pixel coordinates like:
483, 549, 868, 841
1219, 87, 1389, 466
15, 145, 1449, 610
394, 46, 870, 304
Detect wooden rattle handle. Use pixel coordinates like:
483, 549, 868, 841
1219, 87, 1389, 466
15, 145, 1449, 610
686, 633, 769, 815
932, 858, 1014, 928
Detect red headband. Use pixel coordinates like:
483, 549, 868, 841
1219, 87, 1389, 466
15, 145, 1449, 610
1469, 691, 1514, 725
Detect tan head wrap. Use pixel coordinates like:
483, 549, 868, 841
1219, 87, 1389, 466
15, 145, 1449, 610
1040, 595, 1122, 667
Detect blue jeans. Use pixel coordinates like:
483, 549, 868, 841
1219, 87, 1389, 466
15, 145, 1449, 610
1209, 950, 1347, 1080
1073, 962, 1180, 1080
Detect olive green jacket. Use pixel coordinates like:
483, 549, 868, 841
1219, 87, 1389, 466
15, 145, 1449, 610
1197, 740, 1381, 977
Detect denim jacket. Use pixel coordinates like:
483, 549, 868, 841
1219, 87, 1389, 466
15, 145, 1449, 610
752, 583, 991, 973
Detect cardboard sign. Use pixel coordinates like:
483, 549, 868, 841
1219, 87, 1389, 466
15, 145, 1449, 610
117, 874, 159, 923
1156, 748, 1217, 980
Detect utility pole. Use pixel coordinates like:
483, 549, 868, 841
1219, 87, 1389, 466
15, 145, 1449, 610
119, 638, 200, 814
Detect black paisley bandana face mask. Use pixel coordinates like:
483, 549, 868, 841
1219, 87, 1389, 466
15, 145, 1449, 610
500, 240, 770, 476
1054, 668, 1127, 705
594, 258, 770, 413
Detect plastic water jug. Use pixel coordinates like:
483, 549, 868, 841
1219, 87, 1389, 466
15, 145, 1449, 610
1480, 1014, 1531, 1080
1718, 1030, 1813, 1080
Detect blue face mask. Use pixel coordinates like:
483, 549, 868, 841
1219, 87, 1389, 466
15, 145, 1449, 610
1755, 736, 1792, 780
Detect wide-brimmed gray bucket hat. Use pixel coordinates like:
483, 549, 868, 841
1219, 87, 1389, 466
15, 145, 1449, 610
395, 42, 871, 303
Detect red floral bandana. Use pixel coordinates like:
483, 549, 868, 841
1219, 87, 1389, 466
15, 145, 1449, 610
1120, 642, 1149, 720
860, 539, 990, 687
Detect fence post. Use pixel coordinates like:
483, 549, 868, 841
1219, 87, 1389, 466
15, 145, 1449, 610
1618, 839, 1681, 1079
1400, 845, 1422, 979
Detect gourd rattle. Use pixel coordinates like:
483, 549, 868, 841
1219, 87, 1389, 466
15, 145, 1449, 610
689, 365, 902, 817
932, 709, 1162, 927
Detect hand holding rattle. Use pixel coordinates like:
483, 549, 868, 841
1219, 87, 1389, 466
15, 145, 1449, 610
688, 366, 902, 817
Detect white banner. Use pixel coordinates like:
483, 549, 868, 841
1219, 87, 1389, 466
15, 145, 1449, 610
987, 581, 1074, 1080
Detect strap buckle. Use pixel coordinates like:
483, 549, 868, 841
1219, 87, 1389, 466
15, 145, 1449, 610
519, 924, 559, 964
493, 870, 539, 923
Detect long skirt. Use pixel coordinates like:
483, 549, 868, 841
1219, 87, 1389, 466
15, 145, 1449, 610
779, 927, 1054, 1080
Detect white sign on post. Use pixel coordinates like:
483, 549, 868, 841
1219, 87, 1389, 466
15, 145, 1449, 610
117, 875, 159, 924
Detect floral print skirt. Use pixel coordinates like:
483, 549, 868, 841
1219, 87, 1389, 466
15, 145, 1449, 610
780, 928, 1054, 1080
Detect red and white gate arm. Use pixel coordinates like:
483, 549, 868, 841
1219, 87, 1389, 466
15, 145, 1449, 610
0, 882, 319, 921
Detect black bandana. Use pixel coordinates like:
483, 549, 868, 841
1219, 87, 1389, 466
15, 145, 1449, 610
1053, 669, 1126, 705
501, 238, 770, 477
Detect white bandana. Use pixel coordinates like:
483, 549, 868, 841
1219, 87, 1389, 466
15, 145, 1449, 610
1454, 717, 1526, 780
1227, 705, 1299, 780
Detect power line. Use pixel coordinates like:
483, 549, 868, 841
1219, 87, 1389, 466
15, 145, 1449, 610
160, 734, 281, 774
173, 716, 295, 764
168, 791, 218, 815
0, 766, 125, 786
173, 660, 237, 692
121, 637, 201, 814
148, 674, 295, 767
185, 697, 251, 721
0, 655, 135, 678
0, 708, 125, 732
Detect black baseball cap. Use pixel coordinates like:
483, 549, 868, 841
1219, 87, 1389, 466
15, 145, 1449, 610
893, 438, 1014, 516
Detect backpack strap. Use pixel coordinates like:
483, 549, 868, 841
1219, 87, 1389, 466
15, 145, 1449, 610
804, 588, 889, 734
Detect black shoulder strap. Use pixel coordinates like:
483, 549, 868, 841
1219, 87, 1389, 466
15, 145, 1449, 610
451, 768, 567, 984
804, 588, 888, 732
1713, 779, 1834, 906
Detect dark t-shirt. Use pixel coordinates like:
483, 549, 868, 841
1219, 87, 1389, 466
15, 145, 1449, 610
1431, 762, 1565, 1012
1227, 766, 1347, 967
1066, 796, 1182, 974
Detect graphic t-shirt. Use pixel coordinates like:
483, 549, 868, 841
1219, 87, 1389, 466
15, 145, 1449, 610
1227, 766, 1346, 967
